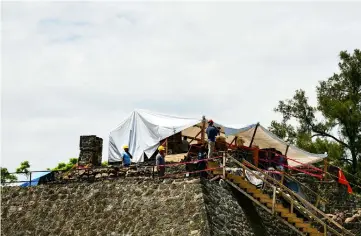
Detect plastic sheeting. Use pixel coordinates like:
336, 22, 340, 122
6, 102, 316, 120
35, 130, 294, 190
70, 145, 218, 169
108, 110, 200, 163
20, 171, 50, 187
226, 124, 327, 167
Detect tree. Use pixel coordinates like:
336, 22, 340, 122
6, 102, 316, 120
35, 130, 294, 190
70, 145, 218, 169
101, 161, 109, 167
16, 161, 31, 179
0, 167, 18, 184
52, 158, 78, 171
270, 49, 361, 173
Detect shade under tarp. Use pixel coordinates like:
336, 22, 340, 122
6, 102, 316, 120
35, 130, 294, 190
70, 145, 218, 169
108, 109, 201, 163
227, 124, 327, 167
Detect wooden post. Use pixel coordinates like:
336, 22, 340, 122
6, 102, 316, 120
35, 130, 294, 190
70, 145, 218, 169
280, 172, 285, 185
324, 224, 327, 236
29, 172, 32, 186
201, 116, 206, 145
272, 186, 276, 214
285, 144, 290, 156
254, 147, 259, 167
249, 123, 260, 148
222, 153, 226, 178
165, 138, 168, 155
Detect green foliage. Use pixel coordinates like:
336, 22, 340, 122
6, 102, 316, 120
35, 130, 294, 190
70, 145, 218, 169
0, 167, 18, 184
16, 161, 31, 179
101, 161, 109, 167
52, 158, 78, 171
270, 49, 361, 173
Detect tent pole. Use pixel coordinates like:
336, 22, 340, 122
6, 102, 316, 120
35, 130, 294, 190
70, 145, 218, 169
285, 144, 290, 156
201, 116, 206, 145
249, 123, 260, 148
165, 138, 168, 155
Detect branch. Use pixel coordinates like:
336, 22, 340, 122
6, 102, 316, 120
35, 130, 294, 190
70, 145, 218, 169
339, 158, 352, 164
311, 127, 350, 148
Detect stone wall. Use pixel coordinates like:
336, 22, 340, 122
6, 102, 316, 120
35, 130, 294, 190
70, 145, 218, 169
1, 178, 209, 236
2, 176, 351, 236
202, 179, 298, 236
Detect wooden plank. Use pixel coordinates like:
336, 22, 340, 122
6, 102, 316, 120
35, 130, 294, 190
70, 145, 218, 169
259, 198, 273, 204
288, 217, 304, 224
281, 212, 296, 218
295, 222, 310, 228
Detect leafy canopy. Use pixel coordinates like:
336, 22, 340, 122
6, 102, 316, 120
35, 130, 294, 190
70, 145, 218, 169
270, 49, 361, 173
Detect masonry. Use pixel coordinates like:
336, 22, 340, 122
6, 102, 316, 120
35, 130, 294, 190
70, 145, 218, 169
1, 176, 301, 236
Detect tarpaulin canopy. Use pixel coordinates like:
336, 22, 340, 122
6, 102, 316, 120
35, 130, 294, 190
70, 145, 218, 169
20, 171, 50, 187
108, 109, 201, 163
226, 124, 327, 167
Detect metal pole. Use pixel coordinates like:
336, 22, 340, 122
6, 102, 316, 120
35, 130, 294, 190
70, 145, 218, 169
249, 123, 260, 148
29, 172, 32, 186
272, 186, 276, 214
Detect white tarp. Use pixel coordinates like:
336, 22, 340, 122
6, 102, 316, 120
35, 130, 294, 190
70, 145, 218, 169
108, 109, 200, 163
226, 124, 327, 167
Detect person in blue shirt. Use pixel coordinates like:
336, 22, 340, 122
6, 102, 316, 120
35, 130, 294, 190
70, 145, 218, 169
206, 119, 220, 158
121, 145, 133, 167
156, 145, 166, 176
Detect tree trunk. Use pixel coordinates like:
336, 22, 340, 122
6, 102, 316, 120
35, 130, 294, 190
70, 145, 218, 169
351, 150, 358, 173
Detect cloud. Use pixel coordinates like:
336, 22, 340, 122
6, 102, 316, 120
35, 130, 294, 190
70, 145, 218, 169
2, 1, 361, 171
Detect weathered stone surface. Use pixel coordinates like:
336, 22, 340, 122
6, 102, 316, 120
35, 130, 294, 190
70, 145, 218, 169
78, 135, 103, 166
2, 174, 359, 236
1, 178, 209, 236
202, 180, 255, 236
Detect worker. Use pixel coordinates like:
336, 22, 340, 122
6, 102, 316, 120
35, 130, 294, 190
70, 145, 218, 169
122, 145, 132, 167
206, 119, 220, 158
156, 145, 166, 177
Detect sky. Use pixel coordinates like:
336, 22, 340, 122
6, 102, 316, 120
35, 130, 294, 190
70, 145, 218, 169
1, 1, 361, 172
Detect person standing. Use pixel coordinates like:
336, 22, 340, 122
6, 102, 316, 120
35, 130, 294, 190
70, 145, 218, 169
122, 145, 133, 167
156, 145, 166, 177
206, 119, 220, 158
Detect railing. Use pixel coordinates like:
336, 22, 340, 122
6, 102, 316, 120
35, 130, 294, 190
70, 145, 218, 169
226, 155, 354, 236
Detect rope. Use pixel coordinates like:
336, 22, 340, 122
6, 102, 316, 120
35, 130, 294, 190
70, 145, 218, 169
160, 167, 222, 179
156, 155, 222, 167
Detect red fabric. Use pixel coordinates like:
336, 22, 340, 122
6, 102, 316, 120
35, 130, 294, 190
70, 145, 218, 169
338, 169, 353, 194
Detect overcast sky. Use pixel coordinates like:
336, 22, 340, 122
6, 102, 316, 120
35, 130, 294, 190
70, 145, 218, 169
1, 1, 361, 171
